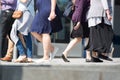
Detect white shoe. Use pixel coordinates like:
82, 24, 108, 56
35, 59, 50, 63
50, 47, 59, 60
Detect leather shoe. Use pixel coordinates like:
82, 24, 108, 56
98, 54, 113, 61
0, 56, 12, 62
91, 57, 103, 62
62, 54, 70, 62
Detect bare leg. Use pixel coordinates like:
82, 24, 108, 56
31, 32, 42, 42
31, 32, 53, 60
86, 50, 91, 60
0, 37, 14, 61
63, 37, 81, 58
42, 33, 52, 60
92, 51, 98, 58
5, 37, 14, 57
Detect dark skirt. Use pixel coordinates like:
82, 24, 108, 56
71, 22, 90, 38
30, 0, 62, 34
85, 23, 114, 53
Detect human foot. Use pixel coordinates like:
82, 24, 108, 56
61, 54, 70, 62
49, 47, 59, 60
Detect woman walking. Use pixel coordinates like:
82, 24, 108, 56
85, 0, 114, 62
30, 0, 62, 62
10, 0, 33, 63
62, 0, 91, 62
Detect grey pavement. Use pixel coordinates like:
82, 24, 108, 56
0, 58, 120, 80
0, 58, 120, 66
1, 42, 120, 80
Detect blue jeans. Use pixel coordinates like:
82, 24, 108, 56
82, 39, 86, 58
16, 33, 32, 58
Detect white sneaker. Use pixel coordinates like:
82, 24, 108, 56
49, 47, 59, 60
35, 59, 50, 63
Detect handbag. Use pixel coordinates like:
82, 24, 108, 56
12, 0, 32, 19
49, 6, 63, 33
12, 10, 23, 19
63, 0, 74, 19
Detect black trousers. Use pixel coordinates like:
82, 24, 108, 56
0, 10, 15, 57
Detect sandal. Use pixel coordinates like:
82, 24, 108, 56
27, 58, 34, 63
14, 56, 27, 63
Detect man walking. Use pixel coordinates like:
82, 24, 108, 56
0, 0, 17, 58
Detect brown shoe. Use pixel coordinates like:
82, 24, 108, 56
0, 56, 12, 62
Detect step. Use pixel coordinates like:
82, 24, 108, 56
0, 58, 120, 80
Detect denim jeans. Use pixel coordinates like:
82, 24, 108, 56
16, 33, 32, 58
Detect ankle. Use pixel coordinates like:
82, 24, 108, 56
5, 55, 12, 58
18, 55, 26, 59
6, 53, 13, 57
42, 57, 49, 60
27, 58, 32, 61
20, 55, 26, 57
86, 57, 91, 60
62, 52, 68, 58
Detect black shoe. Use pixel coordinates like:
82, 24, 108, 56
62, 54, 70, 62
92, 57, 103, 62
98, 54, 113, 61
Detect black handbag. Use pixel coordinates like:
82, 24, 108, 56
49, 6, 63, 33
63, 0, 74, 19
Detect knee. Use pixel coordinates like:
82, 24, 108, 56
75, 37, 81, 42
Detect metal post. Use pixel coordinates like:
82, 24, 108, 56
12, 46, 17, 61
